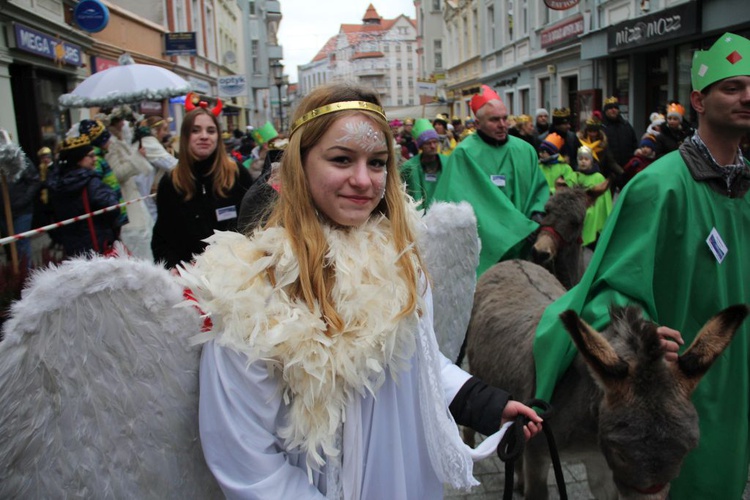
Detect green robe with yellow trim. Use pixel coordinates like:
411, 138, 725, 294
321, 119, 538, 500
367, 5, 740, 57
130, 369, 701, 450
571, 170, 613, 246
433, 133, 548, 276
533, 149, 750, 499
400, 153, 448, 210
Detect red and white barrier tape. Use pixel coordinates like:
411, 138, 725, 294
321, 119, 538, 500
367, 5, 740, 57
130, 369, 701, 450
0, 194, 156, 247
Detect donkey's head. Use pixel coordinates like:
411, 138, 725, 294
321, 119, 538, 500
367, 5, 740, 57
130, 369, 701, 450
560, 304, 748, 499
531, 182, 608, 289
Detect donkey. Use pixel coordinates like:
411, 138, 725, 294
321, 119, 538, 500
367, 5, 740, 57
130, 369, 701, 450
464, 259, 748, 500
530, 181, 608, 290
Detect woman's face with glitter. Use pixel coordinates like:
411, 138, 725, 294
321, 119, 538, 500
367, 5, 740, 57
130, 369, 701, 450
304, 113, 388, 227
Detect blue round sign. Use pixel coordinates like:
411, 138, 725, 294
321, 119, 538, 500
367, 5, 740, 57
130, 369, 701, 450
74, 0, 110, 33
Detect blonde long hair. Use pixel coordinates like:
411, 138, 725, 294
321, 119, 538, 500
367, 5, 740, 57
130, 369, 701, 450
265, 84, 425, 334
171, 108, 238, 200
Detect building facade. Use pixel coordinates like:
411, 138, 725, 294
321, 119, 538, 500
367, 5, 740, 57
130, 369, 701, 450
435, 0, 750, 137
0, 0, 286, 157
297, 5, 419, 111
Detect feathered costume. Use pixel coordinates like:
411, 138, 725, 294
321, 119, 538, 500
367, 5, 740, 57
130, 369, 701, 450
182, 205, 501, 498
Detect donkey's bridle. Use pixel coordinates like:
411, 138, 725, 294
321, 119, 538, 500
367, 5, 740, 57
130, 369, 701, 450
538, 225, 582, 248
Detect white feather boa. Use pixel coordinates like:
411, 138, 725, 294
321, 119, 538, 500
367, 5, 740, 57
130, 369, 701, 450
180, 215, 422, 472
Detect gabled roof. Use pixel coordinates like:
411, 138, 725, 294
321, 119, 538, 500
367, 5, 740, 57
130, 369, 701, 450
312, 36, 337, 62
306, 5, 416, 64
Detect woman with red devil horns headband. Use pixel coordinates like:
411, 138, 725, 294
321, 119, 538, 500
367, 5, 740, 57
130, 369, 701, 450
151, 93, 252, 268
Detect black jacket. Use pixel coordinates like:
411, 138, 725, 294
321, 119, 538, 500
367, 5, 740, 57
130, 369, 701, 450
152, 156, 252, 268
48, 166, 120, 257
603, 116, 638, 168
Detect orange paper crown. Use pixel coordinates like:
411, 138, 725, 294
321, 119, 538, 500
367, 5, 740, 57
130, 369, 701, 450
543, 132, 565, 151
470, 85, 502, 115
666, 103, 685, 117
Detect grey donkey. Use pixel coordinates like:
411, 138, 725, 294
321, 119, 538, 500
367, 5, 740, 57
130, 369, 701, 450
464, 259, 748, 500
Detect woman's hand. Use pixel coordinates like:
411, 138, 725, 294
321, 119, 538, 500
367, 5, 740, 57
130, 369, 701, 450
657, 326, 684, 362
501, 401, 543, 440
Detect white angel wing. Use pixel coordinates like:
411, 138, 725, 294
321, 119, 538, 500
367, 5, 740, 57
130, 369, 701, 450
0, 253, 220, 499
419, 201, 480, 362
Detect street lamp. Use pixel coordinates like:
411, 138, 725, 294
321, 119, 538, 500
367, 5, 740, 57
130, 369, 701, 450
271, 61, 284, 131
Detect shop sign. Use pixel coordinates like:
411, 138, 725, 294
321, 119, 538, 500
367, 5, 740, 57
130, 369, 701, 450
74, 0, 110, 33
607, 2, 697, 53
541, 15, 584, 49
544, 0, 579, 11
218, 75, 247, 97
188, 77, 211, 95
165, 32, 198, 56
92, 56, 118, 73
11, 23, 83, 66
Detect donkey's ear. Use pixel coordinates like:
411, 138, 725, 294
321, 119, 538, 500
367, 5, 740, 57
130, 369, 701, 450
560, 310, 628, 385
676, 304, 749, 394
585, 180, 610, 207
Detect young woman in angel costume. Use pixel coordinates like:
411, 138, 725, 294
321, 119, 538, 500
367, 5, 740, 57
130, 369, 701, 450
181, 83, 542, 499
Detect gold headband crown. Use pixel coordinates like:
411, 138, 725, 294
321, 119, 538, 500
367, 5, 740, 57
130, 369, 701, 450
290, 101, 386, 137
60, 134, 92, 151
604, 96, 619, 106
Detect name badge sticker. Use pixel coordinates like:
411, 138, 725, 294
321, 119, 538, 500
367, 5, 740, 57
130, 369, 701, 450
491, 174, 506, 187
216, 205, 238, 222
425, 173, 438, 182
706, 227, 728, 264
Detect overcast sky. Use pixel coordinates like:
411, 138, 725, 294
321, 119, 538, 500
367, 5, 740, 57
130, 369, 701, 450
278, 0, 417, 83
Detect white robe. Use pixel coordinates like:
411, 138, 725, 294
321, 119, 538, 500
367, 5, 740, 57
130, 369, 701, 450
198, 289, 507, 500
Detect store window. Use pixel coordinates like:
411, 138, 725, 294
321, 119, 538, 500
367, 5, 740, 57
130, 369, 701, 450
612, 57, 631, 121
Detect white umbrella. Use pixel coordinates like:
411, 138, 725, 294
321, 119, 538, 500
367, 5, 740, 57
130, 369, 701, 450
59, 54, 191, 109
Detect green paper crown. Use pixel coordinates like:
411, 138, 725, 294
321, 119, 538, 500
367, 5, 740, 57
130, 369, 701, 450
251, 121, 279, 145
692, 32, 750, 91
411, 118, 434, 141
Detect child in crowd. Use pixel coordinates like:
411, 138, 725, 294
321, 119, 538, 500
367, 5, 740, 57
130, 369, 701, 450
537, 132, 575, 194
572, 146, 613, 248
622, 134, 657, 186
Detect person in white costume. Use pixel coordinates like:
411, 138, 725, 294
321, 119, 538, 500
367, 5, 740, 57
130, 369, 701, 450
181, 83, 542, 499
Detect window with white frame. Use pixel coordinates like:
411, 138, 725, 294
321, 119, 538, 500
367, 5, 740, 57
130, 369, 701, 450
488, 6, 495, 50
434, 39, 442, 69
506, 0, 514, 42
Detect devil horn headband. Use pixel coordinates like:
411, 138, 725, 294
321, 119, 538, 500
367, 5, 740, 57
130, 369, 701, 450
184, 92, 223, 117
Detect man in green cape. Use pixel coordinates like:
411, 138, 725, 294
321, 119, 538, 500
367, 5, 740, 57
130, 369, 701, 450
433, 85, 548, 276
400, 118, 448, 210
533, 32, 750, 499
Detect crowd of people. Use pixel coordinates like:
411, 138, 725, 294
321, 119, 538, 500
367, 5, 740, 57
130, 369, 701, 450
0, 30, 748, 500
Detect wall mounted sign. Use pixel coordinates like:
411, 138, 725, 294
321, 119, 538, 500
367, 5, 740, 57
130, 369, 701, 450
74, 0, 110, 33
607, 2, 698, 53
544, 0, 580, 11
541, 15, 584, 49
165, 32, 198, 56
218, 75, 247, 97
10, 23, 83, 66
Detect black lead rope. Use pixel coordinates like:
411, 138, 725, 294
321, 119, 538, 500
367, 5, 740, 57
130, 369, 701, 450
496, 399, 567, 500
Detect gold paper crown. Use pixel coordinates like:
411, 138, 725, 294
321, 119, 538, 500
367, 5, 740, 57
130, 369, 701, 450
552, 108, 570, 118
84, 120, 106, 140
60, 134, 92, 151
515, 114, 532, 125
37, 146, 52, 156
290, 101, 386, 137
585, 116, 602, 127
604, 96, 619, 106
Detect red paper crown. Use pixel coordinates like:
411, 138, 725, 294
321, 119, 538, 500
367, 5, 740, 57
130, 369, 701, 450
470, 85, 502, 115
